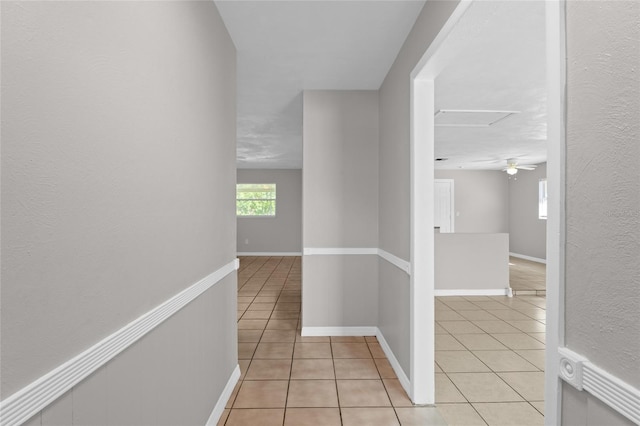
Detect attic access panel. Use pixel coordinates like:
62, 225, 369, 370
435, 109, 520, 127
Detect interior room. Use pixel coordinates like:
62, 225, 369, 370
1, 1, 637, 426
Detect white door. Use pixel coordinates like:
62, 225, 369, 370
434, 179, 454, 233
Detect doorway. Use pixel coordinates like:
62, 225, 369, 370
409, 2, 565, 424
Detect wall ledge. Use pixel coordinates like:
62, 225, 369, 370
559, 347, 640, 425
0, 260, 239, 426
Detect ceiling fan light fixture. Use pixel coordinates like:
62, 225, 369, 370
506, 167, 518, 175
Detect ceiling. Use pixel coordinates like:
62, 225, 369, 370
215, 0, 426, 169
215, 0, 547, 171
434, 1, 547, 170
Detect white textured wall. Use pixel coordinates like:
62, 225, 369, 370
508, 163, 547, 259
237, 169, 302, 253
563, 1, 639, 423
435, 170, 509, 233
1, 1, 237, 423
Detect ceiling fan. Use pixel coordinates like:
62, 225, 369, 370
503, 158, 537, 175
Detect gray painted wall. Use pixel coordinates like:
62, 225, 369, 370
1, 2, 237, 423
508, 163, 547, 259
302, 90, 379, 328
563, 0, 640, 423
237, 169, 302, 253
435, 233, 509, 291
435, 170, 509, 233
378, 0, 461, 377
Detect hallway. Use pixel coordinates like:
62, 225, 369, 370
222, 256, 546, 426
222, 256, 446, 425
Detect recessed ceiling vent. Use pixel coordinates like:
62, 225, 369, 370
434, 109, 520, 127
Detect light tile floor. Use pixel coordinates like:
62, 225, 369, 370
222, 256, 545, 426
509, 257, 546, 296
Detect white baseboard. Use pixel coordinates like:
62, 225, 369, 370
237, 252, 302, 256
376, 330, 411, 397
0, 260, 239, 426
301, 326, 378, 337
303, 248, 378, 256
435, 288, 511, 297
509, 252, 547, 264
206, 364, 240, 426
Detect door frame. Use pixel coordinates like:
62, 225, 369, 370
408, 3, 566, 423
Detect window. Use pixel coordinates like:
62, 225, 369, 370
539, 179, 548, 220
237, 183, 276, 217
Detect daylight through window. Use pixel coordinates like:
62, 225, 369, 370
237, 183, 276, 217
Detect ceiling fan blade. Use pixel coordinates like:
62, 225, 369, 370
516, 165, 537, 170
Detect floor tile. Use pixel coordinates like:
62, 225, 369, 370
436, 311, 467, 321
336, 380, 391, 407
237, 319, 268, 330
395, 407, 447, 426
528, 332, 545, 343
296, 335, 331, 343
238, 329, 263, 343
448, 373, 523, 403
286, 380, 339, 407
486, 310, 532, 321
233, 381, 289, 408
530, 401, 544, 415
266, 319, 298, 330
436, 334, 466, 351
225, 408, 284, 426
238, 359, 250, 381
459, 310, 501, 321
374, 358, 397, 379
293, 342, 333, 358
382, 378, 412, 407
248, 302, 275, 311
260, 329, 297, 342
242, 310, 273, 320
291, 359, 335, 380
492, 333, 545, 350
253, 342, 294, 359
341, 407, 400, 426
473, 402, 544, 425
245, 359, 292, 380
284, 408, 341, 426
443, 301, 482, 310
507, 320, 546, 333
498, 372, 545, 401
439, 321, 486, 334
435, 351, 490, 373
334, 358, 380, 379
436, 403, 488, 425
472, 350, 539, 372
435, 373, 466, 403
453, 333, 509, 350
472, 320, 521, 334
238, 342, 258, 359
332, 343, 372, 358
367, 342, 387, 358
270, 311, 300, 319
514, 350, 545, 370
